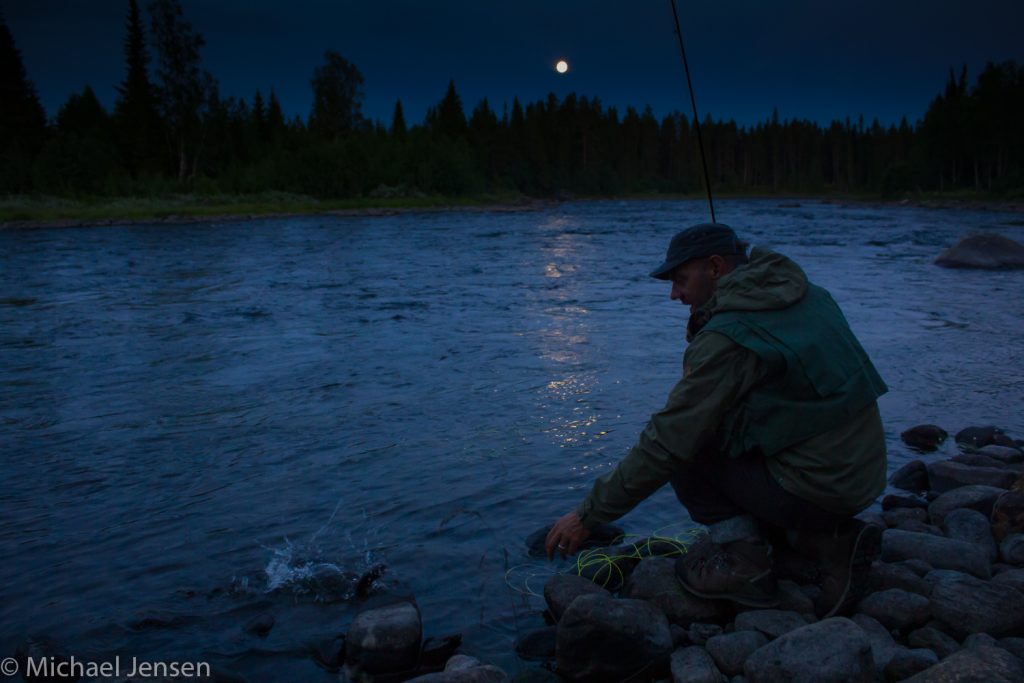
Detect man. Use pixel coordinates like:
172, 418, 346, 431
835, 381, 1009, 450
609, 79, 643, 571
544, 223, 887, 617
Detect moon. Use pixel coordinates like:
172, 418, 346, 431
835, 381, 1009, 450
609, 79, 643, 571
555, 60, 569, 74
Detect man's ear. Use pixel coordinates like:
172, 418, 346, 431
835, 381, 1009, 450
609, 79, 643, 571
707, 254, 728, 279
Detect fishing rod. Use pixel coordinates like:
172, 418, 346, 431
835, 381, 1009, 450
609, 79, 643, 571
668, 0, 716, 223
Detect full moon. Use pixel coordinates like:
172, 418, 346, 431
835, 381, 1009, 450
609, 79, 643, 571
555, 60, 569, 74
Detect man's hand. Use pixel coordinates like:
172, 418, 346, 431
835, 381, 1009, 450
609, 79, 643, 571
545, 511, 591, 560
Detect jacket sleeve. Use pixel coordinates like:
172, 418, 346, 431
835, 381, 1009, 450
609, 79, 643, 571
575, 331, 765, 531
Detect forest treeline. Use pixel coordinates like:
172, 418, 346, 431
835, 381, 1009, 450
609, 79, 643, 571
2, 0, 1023, 200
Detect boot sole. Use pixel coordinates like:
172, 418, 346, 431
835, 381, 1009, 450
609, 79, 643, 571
819, 523, 882, 619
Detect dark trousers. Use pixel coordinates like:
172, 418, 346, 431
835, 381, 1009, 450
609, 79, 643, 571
669, 451, 850, 535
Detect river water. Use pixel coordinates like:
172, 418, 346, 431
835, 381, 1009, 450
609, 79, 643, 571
2, 199, 1023, 680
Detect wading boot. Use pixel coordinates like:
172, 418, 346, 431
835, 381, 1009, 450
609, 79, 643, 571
674, 539, 779, 608
812, 519, 883, 619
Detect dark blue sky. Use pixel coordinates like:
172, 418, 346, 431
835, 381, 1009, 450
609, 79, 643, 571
6, 0, 1024, 128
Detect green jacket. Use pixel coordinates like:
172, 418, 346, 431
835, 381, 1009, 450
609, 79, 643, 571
576, 247, 888, 531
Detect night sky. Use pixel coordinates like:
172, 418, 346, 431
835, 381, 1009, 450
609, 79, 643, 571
6, 0, 1024, 129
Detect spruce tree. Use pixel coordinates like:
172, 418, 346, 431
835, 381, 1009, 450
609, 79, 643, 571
114, 0, 161, 176
0, 12, 48, 191
390, 99, 407, 139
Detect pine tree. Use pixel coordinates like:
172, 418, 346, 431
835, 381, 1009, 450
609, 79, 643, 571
433, 80, 467, 140
113, 0, 161, 176
390, 99, 407, 139
266, 88, 285, 142
0, 11, 48, 191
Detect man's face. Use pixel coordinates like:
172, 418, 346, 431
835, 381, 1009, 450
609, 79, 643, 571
669, 258, 717, 309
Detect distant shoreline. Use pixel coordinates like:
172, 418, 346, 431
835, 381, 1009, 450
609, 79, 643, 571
2, 193, 1022, 231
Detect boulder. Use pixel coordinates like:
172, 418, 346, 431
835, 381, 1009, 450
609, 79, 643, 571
621, 557, 729, 626
706, 631, 768, 677
907, 626, 960, 659
556, 593, 673, 681
670, 646, 724, 683
927, 485, 1004, 525
903, 645, 1024, 682
514, 626, 556, 661
927, 460, 1017, 493
952, 452, 1012, 469
743, 617, 873, 683
687, 623, 724, 646
1000, 533, 1024, 565
852, 613, 901, 676
895, 558, 934, 577
901, 424, 948, 452
891, 460, 929, 493
926, 570, 1024, 637
572, 546, 639, 592
942, 508, 999, 562
881, 493, 929, 511
868, 561, 932, 596
346, 601, 422, 674
955, 425, 1006, 449
543, 574, 609, 621
998, 637, 1024, 661
962, 633, 1000, 649
992, 568, 1024, 593
857, 589, 931, 631
884, 649, 939, 681
977, 444, 1024, 463
733, 609, 808, 640
881, 529, 990, 578
935, 233, 1024, 269
991, 490, 1024, 541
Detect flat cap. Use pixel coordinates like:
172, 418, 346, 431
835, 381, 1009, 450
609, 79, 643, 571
650, 223, 744, 279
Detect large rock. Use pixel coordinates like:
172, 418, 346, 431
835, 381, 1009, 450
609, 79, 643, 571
743, 617, 873, 683
881, 529, 990, 578
955, 425, 1008, 449
903, 645, 1024, 682
852, 614, 901, 676
1001, 533, 1024, 565
857, 589, 931, 632
670, 646, 723, 683
621, 557, 729, 626
868, 561, 932, 596
901, 424, 948, 452
992, 567, 1024, 593
706, 631, 768, 677
884, 649, 939, 681
942, 508, 998, 562
935, 234, 1024, 269
952, 452, 1010, 468
991, 490, 1024, 541
346, 601, 422, 674
543, 574, 609, 621
733, 610, 808, 640
891, 460, 929, 492
927, 460, 1017, 493
572, 545, 639, 592
927, 485, 1005, 525
907, 626, 960, 659
926, 569, 1024, 637
556, 593, 673, 681
976, 444, 1024, 463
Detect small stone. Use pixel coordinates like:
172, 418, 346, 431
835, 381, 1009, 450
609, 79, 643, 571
670, 646, 724, 683
1000, 533, 1024, 565
543, 574, 609, 621
908, 626, 960, 659
556, 594, 673, 681
743, 617, 873, 683
884, 648, 939, 681
962, 633, 999, 649
942, 508, 998, 562
901, 424, 948, 452
881, 529, 991, 578
514, 627, 556, 661
346, 601, 422, 675
621, 557, 729, 626
927, 570, 1024, 638
927, 485, 1005, 525
891, 460, 929, 492
902, 645, 1024, 682
733, 609, 808, 640
868, 561, 932, 596
687, 623, 723, 646
706, 631, 768, 677
857, 589, 931, 631
882, 493, 929, 511
928, 460, 1018, 493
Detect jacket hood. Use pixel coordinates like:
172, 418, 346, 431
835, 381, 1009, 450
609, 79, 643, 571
687, 246, 808, 340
